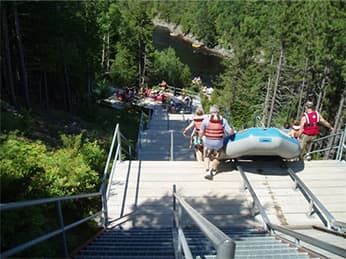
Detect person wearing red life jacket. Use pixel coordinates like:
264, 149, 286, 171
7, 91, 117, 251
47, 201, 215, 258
183, 109, 205, 161
199, 105, 235, 180
298, 101, 334, 160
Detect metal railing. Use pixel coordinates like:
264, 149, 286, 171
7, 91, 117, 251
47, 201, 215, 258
238, 165, 346, 258
0, 123, 134, 258
306, 126, 346, 160
286, 166, 346, 232
172, 185, 236, 259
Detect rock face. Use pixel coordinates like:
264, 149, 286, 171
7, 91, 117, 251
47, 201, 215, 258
152, 17, 234, 59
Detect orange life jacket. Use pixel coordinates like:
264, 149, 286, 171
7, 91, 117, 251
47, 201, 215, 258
205, 115, 224, 140
303, 111, 320, 136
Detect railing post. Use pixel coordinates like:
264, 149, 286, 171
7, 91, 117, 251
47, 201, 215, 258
217, 239, 235, 259
117, 127, 122, 161
336, 125, 346, 161
170, 130, 174, 161
102, 185, 109, 227
56, 200, 69, 258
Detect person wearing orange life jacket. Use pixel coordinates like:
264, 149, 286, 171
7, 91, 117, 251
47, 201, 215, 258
297, 101, 334, 160
183, 109, 205, 161
199, 105, 235, 180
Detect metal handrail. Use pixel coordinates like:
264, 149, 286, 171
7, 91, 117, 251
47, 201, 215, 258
238, 166, 271, 230
286, 167, 346, 231
0, 193, 102, 258
270, 224, 346, 258
172, 185, 236, 259
0, 123, 134, 258
306, 127, 346, 160
238, 165, 346, 258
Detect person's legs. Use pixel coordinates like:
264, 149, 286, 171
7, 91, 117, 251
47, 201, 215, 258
211, 149, 220, 172
203, 147, 211, 171
196, 143, 204, 162
300, 134, 315, 160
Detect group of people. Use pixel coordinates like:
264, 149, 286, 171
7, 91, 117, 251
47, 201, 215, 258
183, 101, 334, 180
286, 101, 334, 160
183, 105, 234, 180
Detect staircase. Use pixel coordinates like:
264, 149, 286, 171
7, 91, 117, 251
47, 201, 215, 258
73, 104, 344, 258
75, 227, 175, 259
185, 227, 314, 259
75, 227, 316, 259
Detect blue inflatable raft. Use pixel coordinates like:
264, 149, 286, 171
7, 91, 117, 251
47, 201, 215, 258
222, 127, 301, 159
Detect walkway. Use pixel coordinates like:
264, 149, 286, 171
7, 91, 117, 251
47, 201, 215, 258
137, 104, 196, 161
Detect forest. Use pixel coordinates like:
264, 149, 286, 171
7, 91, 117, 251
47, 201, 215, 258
1, 0, 345, 256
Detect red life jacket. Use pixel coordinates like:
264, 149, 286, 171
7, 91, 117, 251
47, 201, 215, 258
193, 116, 204, 132
205, 115, 224, 140
303, 111, 320, 136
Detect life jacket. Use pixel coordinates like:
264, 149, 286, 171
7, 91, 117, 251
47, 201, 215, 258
303, 111, 320, 136
193, 115, 204, 132
205, 115, 224, 140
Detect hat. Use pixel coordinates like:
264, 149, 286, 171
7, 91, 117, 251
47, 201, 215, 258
305, 101, 314, 108
209, 105, 219, 113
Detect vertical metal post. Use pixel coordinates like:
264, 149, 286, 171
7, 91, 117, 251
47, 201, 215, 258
177, 205, 182, 259
117, 127, 122, 161
170, 130, 174, 161
173, 184, 176, 213
56, 201, 69, 258
336, 125, 346, 161
216, 239, 235, 259
102, 185, 109, 227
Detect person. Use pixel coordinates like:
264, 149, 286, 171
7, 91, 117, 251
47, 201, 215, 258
199, 105, 235, 180
288, 119, 301, 139
297, 101, 334, 160
183, 109, 205, 162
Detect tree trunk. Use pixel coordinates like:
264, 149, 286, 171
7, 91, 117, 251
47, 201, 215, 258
296, 56, 309, 119
101, 34, 105, 68
2, 5, 17, 108
106, 32, 110, 72
43, 71, 49, 109
262, 55, 274, 127
316, 66, 329, 112
324, 86, 346, 159
64, 64, 72, 112
14, 3, 30, 108
267, 45, 284, 127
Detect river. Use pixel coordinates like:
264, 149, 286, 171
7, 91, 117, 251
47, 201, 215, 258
152, 26, 225, 87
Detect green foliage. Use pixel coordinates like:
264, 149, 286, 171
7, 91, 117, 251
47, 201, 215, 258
0, 133, 104, 202
110, 43, 137, 86
150, 47, 192, 88
0, 110, 34, 135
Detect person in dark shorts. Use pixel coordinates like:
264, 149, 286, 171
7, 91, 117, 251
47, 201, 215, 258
199, 105, 234, 180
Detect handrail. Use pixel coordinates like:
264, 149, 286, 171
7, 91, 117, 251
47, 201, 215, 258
306, 127, 346, 160
286, 166, 346, 231
172, 185, 236, 259
238, 165, 346, 258
0, 193, 102, 258
0, 123, 134, 258
237, 166, 271, 230
269, 223, 346, 258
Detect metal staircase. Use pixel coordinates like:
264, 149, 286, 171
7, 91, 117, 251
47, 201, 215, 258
74, 227, 175, 259
1, 102, 346, 258
184, 228, 314, 259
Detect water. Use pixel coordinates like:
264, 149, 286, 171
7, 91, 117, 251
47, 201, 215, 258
152, 26, 225, 87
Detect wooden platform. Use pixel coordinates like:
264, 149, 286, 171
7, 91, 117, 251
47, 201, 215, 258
106, 159, 346, 231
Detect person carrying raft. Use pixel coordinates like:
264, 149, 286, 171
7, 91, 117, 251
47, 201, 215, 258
183, 108, 205, 162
